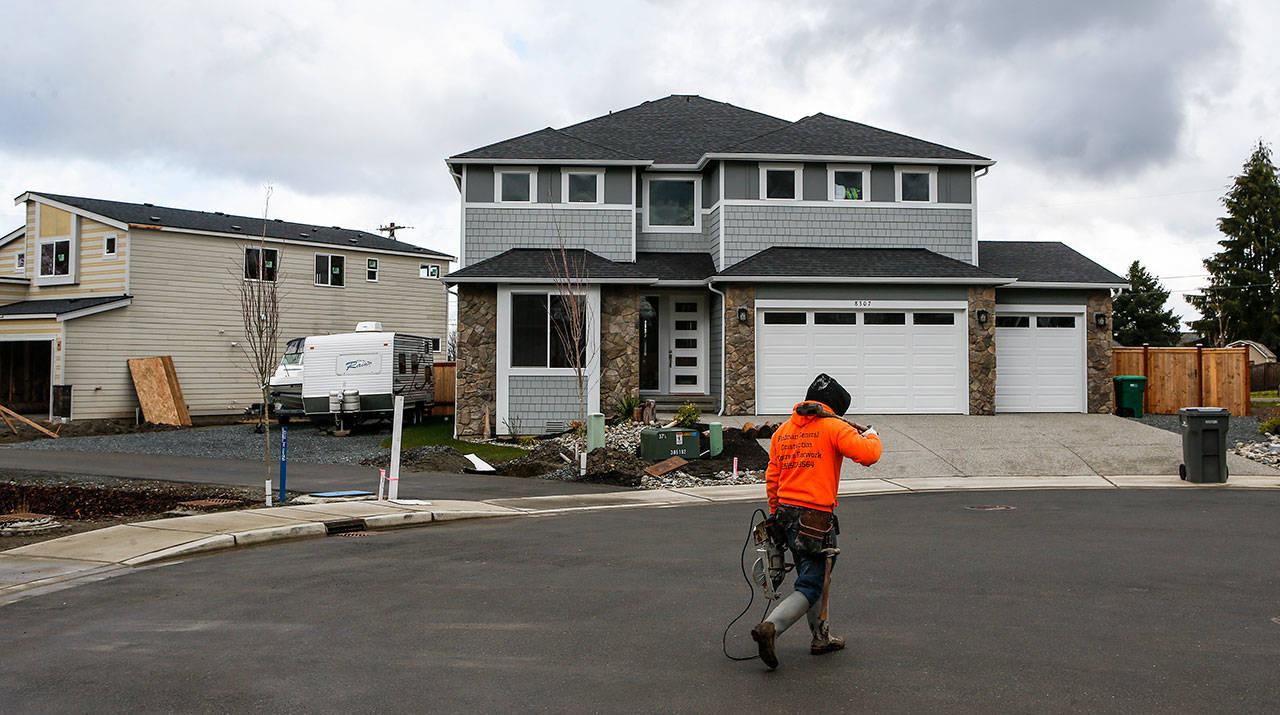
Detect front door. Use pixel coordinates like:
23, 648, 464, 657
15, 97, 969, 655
668, 297, 705, 394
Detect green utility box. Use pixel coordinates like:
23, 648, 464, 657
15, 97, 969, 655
1114, 376, 1148, 417
640, 428, 701, 461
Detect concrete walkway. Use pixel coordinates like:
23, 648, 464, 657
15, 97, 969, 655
5, 470, 1280, 605
718, 413, 1280, 479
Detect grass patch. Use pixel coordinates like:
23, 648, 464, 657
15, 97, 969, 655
1250, 389, 1277, 399
380, 417, 528, 463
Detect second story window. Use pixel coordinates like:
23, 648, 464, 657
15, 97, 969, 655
14, 252, 24, 273
896, 166, 937, 203
496, 169, 537, 203
104, 234, 117, 257
244, 246, 278, 282
563, 170, 603, 203
314, 253, 345, 287
760, 164, 801, 200
829, 164, 869, 201
643, 174, 701, 232
419, 263, 440, 279
366, 258, 379, 282
39, 240, 71, 277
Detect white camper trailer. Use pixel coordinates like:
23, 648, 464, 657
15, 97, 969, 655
293, 322, 434, 428
267, 337, 306, 413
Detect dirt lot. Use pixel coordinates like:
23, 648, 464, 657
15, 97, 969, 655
0, 471, 271, 549
0, 415, 248, 445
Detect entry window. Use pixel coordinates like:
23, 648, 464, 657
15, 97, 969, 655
39, 240, 71, 277
314, 254, 345, 287
674, 356, 698, 367
1037, 316, 1076, 328
761, 165, 800, 200
510, 293, 586, 369
674, 302, 698, 313
763, 312, 807, 325
675, 320, 698, 331
244, 247, 278, 282
366, 258, 379, 282
814, 313, 857, 325
675, 375, 698, 385
644, 176, 699, 231
996, 316, 1029, 328
864, 312, 906, 325
913, 313, 955, 325
565, 171, 602, 203
674, 338, 697, 349
498, 170, 535, 202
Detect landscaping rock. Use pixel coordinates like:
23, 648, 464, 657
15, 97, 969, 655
1234, 434, 1280, 469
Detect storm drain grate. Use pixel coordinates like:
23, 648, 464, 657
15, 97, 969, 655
339, 531, 382, 538
177, 498, 241, 510
964, 505, 1016, 511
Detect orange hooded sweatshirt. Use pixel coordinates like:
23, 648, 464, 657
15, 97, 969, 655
765, 401, 882, 513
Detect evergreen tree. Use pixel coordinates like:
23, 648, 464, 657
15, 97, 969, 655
1187, 141, 1280, 348
1112, 260, 1181, 346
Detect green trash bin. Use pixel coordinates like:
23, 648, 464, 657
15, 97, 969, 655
1114, 376, 1148, 417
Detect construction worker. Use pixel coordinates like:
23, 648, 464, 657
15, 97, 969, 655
751, 373, 882, 669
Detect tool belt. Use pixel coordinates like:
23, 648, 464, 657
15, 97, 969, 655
777, 504, 838, 558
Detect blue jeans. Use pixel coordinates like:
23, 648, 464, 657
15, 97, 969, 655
777, 505, 839, 606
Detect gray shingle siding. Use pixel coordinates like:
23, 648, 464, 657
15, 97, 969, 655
508, 375, 584, 430
464, 207, 633, 265
705, 207, 722, 270
636, 217, 713, 254
721, 204, 973, 266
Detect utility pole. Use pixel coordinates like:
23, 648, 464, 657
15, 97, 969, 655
378, 222, 414, 239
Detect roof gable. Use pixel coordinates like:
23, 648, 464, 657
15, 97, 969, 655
978, 241, 1126, 285
22, 193, 454, 259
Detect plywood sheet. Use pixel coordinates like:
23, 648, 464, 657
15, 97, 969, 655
128, 356, 191, 426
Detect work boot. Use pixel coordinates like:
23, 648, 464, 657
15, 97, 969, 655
807, 601, 846, 655
751, 592, 810, 669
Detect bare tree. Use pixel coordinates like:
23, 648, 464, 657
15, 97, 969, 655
545, 244, 597, 468
236, 185, 283, 482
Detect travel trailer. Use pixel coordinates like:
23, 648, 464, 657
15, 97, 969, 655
271, 322, 434, 428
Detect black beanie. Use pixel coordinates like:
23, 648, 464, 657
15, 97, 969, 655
805, 373, 851, 416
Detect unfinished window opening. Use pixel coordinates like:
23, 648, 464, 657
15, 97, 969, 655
244, 247, 278, 282
314, 253, 345, 287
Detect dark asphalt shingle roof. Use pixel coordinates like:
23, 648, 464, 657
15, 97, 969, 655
723, 113, 989, 161
450, 95, 988, 166
444, 249, 654, 282
715, 247, 1010, 281
634, 252, 717, 281
0, 295, 129, 317
27, 193, 453, 259
978, 241, 1126, 285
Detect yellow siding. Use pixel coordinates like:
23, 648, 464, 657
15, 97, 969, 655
0, 237, 25, 279
0, 283, 27, 302
38, 205, 71, 237
0, 318, 65, 384
24, 212, 129, 299
64, 229, 448, 419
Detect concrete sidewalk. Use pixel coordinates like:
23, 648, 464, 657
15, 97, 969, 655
5, 471, 1280, 605
721, 413, 1280, 479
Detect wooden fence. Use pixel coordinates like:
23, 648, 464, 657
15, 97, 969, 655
431, 361, 456, 416
1251, 362, 1280, 391
1112, 346, 1250, 416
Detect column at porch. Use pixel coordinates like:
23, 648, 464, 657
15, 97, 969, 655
1086, 290, 1115, 414
599, 285, 641, 415
723, 285, 756, 415
968, 286, 996, 415
455, 284, 497, 437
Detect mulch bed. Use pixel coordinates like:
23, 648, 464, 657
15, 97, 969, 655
679, 428, 770, 476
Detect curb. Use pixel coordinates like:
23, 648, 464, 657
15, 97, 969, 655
3, 474, 1280, 603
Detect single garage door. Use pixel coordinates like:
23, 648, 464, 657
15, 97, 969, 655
994, 312, 1085, 412
757, 309, 967, 415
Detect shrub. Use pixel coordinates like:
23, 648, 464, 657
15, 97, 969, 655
674, 402, 701, 428
616, 394, 640, 421
1260, 417, 1280, 436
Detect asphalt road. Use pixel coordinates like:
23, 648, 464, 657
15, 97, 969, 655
3, 489, 1279, 712
0, 449, 621, 500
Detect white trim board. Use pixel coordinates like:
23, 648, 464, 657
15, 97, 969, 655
755, 299, 968, 310
17, 194, 130, 230
995, 303, 1086, 314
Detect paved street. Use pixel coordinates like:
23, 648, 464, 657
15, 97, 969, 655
3, 489, 1278, 712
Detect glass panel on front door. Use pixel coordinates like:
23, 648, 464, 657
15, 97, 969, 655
639, 296, 660, 391
669, 296, 705, 393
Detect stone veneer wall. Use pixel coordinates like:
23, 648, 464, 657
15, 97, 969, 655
723, 285, 756, 414
1086, 290, 1115, 413
968, 286, 996, 415
599, 286, 640, 412
455, 285, 497, 437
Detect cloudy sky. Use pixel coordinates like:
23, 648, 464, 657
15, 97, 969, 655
3, 0, 1276, 322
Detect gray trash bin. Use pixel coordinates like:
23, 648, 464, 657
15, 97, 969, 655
1177, 407, 1230, 483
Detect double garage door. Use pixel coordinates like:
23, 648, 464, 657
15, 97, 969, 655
994, 311, 1085, 412
756, 308, 967, 414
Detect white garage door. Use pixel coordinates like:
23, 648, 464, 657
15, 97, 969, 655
757, 309, 967, 415
995, 312, 1085, 412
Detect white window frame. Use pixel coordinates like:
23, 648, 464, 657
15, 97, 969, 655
420, 263, 440, 279
103, 233, 118, 257
895, 165, 938, 203
562, 169, 604, 204
759, 163, 803, 201
14, 252, 24, 273
37, 239, 73, 279
828, 163, 871, 202
642, 173, 702, 233
244, 246, 279, 283
366, 257, 379, 282
495, 167, 538, 203
314, 252, 346, 287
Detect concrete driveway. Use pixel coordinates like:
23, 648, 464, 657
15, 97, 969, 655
723, 413, 1280, 479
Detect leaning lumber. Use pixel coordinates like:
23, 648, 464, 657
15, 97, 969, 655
644, 456, 688, 477
0, 404, 60, 438
128, 357, 192, 426
0, 409, 17, 435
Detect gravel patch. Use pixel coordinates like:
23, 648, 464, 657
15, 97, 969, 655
2, 422, 390, 465
1129, 413, 1265, 448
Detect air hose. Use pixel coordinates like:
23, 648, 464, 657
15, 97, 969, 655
722, 508, 771, 661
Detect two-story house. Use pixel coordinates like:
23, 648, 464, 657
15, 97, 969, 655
444, 95, 1126, 437
0, 192, 452, 420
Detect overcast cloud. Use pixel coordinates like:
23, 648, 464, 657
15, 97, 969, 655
2, 0, 1277, 321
